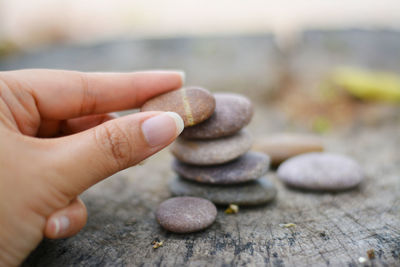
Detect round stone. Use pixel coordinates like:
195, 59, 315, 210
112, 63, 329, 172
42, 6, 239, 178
253, 133, 324, 165
171, 129, 253, 165
141, 87, 216, 127
156, 197, 217, 233
181, 93, 253, 139
173, 152, 270, 184
169, 176, 277, 206
277, 152, 364, 191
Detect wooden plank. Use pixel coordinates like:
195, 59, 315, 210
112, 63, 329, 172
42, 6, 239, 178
22, 107, 400, 266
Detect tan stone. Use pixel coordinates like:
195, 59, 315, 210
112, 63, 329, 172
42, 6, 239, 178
253, 133, 324, 165
141, 86, 215, 127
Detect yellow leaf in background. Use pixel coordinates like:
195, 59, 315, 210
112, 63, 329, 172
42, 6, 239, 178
331, 67, 400, 102
312, 116, 331, 134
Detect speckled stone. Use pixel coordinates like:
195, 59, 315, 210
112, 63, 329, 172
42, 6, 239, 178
277, 152, 364, 191
156, 197, 217, 233
173, 152, 270, 184
141, 87, 216, 127
254, 133, 324, 165
181, 93, 253, 139
169, 176, 277, 206
171, 129, 253, 165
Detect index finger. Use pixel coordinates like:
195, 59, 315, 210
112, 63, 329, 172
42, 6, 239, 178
1, 69, 184, 120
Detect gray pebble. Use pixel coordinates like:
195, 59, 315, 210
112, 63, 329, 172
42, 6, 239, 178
181, 93, 253, 139
156, 197, 217, 233
277, 152, 364, 191
169, 176, 277, 206
171, 129, 253, 165
173, 152, 270, 184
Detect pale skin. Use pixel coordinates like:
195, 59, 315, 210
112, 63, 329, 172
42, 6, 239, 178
0, 69, 185, 266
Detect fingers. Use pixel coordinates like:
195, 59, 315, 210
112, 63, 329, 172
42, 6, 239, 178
37, 113, 118, 137
60, 113, 119, 135
48, 111, 184, 197
1, 69, 184, 120
44, 198, 87, 239
36, 119, 61, 137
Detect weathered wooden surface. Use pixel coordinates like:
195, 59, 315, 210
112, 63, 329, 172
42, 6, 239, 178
21, 108, 400, 267
1, 31, 399, 266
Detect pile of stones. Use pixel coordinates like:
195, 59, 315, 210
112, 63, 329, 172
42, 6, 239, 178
141, 86, 365, 234
169, 91, 276, 206
142, 87, 276, 233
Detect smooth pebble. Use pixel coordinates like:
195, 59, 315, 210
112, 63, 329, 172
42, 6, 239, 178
171, 129, 253, 165
277, 152, 364, 191
181, 93, 253, 139
254, 133, 324, 165
173, 152, 270, 184
141, 87, 216, 127
156, 197, 217, 233
169, 176, 277, 206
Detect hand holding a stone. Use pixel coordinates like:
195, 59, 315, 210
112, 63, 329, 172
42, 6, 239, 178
0, 69, 184, 266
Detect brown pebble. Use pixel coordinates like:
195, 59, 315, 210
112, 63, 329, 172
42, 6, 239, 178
141, 87, 216, 127
156, 197, 217, 233
253, 133, 324, 165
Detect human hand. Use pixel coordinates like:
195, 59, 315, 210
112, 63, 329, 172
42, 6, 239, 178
0, 69, 184, 266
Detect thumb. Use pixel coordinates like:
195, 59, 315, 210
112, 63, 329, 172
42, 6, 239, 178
49, 111, 183, 197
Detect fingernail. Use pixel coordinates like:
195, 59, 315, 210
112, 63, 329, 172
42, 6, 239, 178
176, 71, 185, 85
142, 112, 184, 147
52, 216, 70, 236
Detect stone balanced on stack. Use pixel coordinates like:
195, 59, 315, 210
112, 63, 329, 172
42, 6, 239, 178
168, 90, 277, 206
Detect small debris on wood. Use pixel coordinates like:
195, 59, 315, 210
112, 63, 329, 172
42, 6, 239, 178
319, 231, 330, 241
124, 218, 137, 226
358, 257, 367, 263
225, 204, 239, 214
367, 249, 375, 259
279, 223, 296, 228
151, 237, 164, 249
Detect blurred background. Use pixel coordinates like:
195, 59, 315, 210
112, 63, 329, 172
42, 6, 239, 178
1, 0, 400, 134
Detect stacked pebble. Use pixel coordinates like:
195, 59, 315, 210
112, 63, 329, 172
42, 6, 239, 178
169, 92, 277, 206
142, 87, 219, 233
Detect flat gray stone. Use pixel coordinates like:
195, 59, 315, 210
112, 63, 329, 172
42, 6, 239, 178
277, 152, 364, 191
172, 151, 270, 184
171, 129, 253, 165
156, 197, 217, 233
181, 93, 253, 139
169, 176, 277, 206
